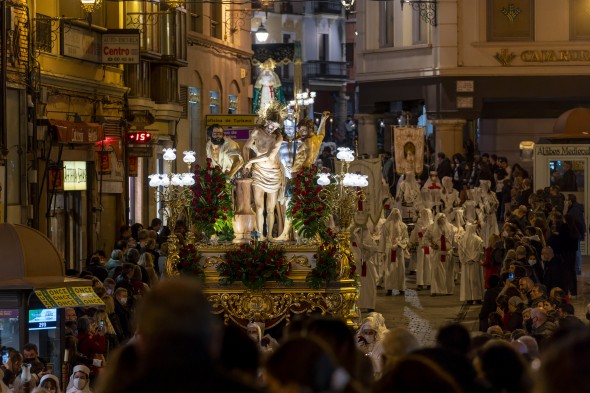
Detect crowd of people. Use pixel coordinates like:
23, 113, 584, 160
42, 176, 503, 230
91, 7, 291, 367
7, 277, 590, 393
2, 146, 590, 393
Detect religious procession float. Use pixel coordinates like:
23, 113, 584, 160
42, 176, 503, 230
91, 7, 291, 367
148, 100, 381, 330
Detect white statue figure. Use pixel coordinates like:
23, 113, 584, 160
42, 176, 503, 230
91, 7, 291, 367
457, 222, 484, 303
478, 180, 500, 248
409, 207, 433, 291
421, 171, 443, 213
243, 105, 284, 241
424, 213, 456, 296
252, 59, 286, 113
205, 124, 244, 178
440, 176, 460, 218
275, 112, 330, 242
351, 224, 379, 311
381, 208, 409, 296
396, 171, 422, 220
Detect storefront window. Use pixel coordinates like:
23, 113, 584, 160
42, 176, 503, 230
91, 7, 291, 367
0, 309, 20, 349
549, 160, 585, 192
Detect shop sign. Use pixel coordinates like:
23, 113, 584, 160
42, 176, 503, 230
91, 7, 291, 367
205, 115, 258, 127
34, 287, 104, 308
102, 30, 140, 64
223, 128, 251, 140
128, 156, 138, 177
0, 309, 18, 318
50, 119, 104, 144
128, 146, 153, 157
535, 145, 590, 156
63, 161, 87, 191
48, 167, 64, 191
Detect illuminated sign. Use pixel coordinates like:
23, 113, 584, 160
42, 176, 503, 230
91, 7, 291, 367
63, 161, 87, 191
127, 131, 152, 144
28, 309, 57, 331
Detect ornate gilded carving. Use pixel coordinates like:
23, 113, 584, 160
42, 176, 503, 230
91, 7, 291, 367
501, 4, 522, 23
203, 256, 224, 268
288, 254, 311, 267
494, 49, 516, 66
204, 287, 359, 329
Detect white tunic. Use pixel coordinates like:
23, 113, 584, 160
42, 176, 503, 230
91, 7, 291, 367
410, 208, 433, 287
424, 214, 456, 295
458, 223, 485, 301
382, 209, 408, 291
351, 228, 378, 310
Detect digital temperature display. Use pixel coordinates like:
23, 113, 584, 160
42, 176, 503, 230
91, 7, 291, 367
127, 131, 152, 143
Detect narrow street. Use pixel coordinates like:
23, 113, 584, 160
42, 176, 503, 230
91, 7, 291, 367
367, 258, 590, 346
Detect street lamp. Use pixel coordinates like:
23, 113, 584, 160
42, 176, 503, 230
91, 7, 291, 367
255, 23, 269, 42
341, 0, 355, 10
149, 149, 196, 276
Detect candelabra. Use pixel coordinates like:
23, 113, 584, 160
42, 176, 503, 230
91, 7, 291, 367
288, 89, 316, 121
148, 149, 196, 277
317, 147, 368, 278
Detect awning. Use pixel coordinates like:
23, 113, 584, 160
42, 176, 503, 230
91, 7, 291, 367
33, 286, 104, 308
49, 119, 105, 144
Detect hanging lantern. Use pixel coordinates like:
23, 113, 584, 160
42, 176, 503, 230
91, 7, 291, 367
341, 0, 355, 10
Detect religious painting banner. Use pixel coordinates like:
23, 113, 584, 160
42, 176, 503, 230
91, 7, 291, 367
393, 126, 425, 176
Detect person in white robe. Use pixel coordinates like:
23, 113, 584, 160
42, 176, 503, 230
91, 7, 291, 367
351, 225, 378, 311
440, 176, 460, 221
382, 208, 409, 296
396, 171, 422, 221
66, 365, 92, 393
424, 213, 456, 296
355, 313, 388, 377
421, 172, 443, 213
409, 207, 433, 290
458, 222, 485, 304
478, 180, 500, 247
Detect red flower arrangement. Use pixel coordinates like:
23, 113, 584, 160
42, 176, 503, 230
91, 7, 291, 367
177, 244, 205, 280
287, 165, 332, 241
217, 241, 293, 290
190, 158, 234, 240
307, 234, 340, 289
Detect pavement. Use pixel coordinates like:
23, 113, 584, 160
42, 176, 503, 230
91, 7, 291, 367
365, 258, 590, 346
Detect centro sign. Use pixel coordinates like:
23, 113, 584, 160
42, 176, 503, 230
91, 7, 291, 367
102, 30, 140, 64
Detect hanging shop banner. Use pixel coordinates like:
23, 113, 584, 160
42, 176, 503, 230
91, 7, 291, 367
34, 287, 104, 308
48, 167, 64, 191
128, 156, 138, 177
393, 126, 425, 175
50, 119, 104, 144
96, 151, 112, 175
63, 161, 87, 191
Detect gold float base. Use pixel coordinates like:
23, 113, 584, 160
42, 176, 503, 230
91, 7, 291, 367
198, 243, 360, 329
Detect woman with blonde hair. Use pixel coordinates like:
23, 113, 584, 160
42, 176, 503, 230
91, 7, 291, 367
138, 252, 158, 287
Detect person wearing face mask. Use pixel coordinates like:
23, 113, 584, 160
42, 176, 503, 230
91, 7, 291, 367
39, 374, 61, 393
114, 288, 132, 341
356, 315, 388, 375
66, 365, 92, 393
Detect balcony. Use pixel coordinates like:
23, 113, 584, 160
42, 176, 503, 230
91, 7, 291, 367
311, 0, 342, 14
303, 61, 347, 80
